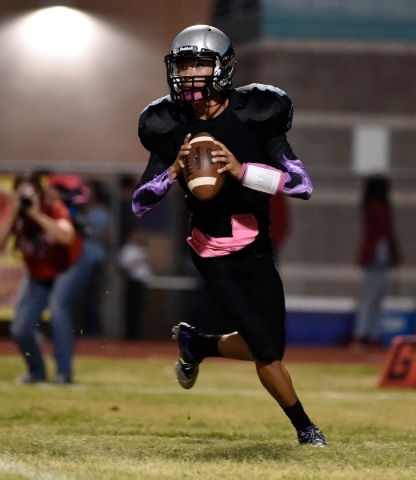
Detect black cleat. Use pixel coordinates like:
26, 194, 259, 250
297, 425, 327, 447
172, 323, 201, 389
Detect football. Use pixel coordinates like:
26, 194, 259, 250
182, 132, 225, 201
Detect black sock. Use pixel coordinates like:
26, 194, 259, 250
188, 334, 222, 361
282, 399, 313, 432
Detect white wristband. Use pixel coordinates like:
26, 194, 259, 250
241, 164, 284, 195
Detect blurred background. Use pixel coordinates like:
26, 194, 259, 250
1, 0, 415, 344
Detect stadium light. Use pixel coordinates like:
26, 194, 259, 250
15, 6, 97, 61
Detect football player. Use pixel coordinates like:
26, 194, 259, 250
133, 25, 326, 447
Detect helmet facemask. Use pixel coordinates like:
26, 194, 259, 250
165, 51, 216, 102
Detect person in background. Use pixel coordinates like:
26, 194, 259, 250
0, 173, 83, 383
132, 25, 327, 446
118, 228, 152, 340
47, 174, 103, 338
47, 174, 92, 239
119, 175, 140, 245
352, 175, 400, 348
80, 180, 111, 337
269, 193, 290, 266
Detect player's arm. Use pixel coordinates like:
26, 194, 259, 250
132, 153, 174, 218
224, 84, 308, 197
210, 140, 287, 196
221, 135, 312, 199
133, 131, 193, 218
134, 100, 187, 218
264, 133, 313, 200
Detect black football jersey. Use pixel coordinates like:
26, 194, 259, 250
136, 84, 308, 240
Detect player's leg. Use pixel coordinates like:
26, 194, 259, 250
255, 359, 297, 406
217, 334, 297, 404
217, 332, 253, 360
175, 245, 281, 375
183, 244, 327, 446
217, 334, 298, 406
242, 252, 326, 445
184, 325, 326, 445
172, 247, 254, 388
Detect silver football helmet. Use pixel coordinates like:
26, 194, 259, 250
165, 25, 236, 102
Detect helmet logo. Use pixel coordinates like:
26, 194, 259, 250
173, 46, 198, 56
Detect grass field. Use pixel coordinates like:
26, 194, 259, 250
0, 354, 415, 479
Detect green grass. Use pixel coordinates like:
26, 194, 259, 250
0, 355, 415, 479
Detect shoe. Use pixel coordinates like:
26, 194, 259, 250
15, 373, 46, 384
53, 374, 72, 384
298, 425, 327, 447
172, 323, 201, 390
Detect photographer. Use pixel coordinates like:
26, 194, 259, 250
0, 173, 83, 384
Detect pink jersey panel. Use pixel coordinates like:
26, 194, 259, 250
187, 213, 259, 257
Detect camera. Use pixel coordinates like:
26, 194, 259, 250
20, 195, 33, 209
18, 186, 35, 213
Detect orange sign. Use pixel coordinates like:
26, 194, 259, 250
379, 335, 416, 388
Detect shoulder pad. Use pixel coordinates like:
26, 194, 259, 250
235, 84, 293, 132
138, 95, 179, 151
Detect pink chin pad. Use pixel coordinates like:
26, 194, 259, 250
181, 90, 204, 102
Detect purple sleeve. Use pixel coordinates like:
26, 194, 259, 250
281, 155, 313, 199
132, 168, 174, 218
263, 133, 313, 200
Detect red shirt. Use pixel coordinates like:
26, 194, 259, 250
16, 200, 83, 281
357, 200, 399, 267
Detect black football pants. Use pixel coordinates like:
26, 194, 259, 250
190, 240, 286, 361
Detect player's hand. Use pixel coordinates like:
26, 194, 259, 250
211, 140, 242, 180
169, 134, 192, 181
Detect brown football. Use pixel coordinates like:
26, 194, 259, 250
182, 132, 225, 201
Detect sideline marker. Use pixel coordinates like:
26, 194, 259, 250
379, 335, 416, 388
